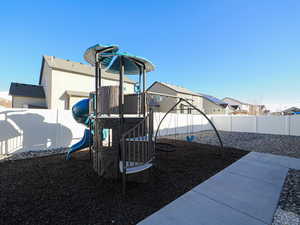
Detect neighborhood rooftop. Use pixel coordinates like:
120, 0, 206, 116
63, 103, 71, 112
222, 97, 248, 105
198, 93, 228, 106
149, 81, 227, 106
154, 81, 201, 96
39, 55, 136, 84
9, 82, 45, 99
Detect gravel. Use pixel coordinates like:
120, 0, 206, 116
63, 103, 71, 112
272, 169, 300, 225
170, 130, 300, 158
272, 208, 300, 225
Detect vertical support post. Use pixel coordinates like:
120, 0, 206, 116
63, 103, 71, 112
149, 109, 153, 159
95, 53, 101, 116
94, 54, 99, 172
138, 68, 142, 116
122, 136, 126, 195
119, 57, 125, 194
119, 56, 124, 119
94, 53, 102, 174
119, 56, 125, 182
89, 118, 92, 160
142, 66, 146, 117
119, 55, 125, 148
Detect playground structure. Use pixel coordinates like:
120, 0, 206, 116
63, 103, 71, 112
66, 44, 224, 193
67, 44, 156, 192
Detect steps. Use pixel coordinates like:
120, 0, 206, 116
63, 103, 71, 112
125, 136, 153, 142
119, 160, 153, 174
120, 112, 154, 176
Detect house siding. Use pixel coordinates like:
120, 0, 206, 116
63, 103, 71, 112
50, 69, 134, 109
148, 82, 178, 96
12, 96, 46, 108
147, 82, 226, 115
41, 61, 52, 109
202, 98, 225, 114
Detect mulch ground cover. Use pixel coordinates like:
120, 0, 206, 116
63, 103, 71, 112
0, 141, 248, 225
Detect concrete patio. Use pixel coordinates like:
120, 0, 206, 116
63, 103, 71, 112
138, 152, 300, 225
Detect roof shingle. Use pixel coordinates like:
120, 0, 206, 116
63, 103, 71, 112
41, 56, 135, 84
9, 83, 45, 98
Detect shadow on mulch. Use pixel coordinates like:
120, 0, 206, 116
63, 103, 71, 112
0, 141, 248, 225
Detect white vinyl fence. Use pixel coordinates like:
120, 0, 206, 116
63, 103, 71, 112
153, 112, 211, 137
211, 115, 300, 136
154, 113, 300, 137
1, 108, 300, 155
0, 108, 85, 155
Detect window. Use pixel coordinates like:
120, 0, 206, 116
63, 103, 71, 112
180, 104, 185, 114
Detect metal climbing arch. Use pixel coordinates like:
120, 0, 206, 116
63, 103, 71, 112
154, 98, 224, 155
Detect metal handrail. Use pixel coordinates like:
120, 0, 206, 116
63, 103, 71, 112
121, 110, 154, 194
121, 110, 154, 168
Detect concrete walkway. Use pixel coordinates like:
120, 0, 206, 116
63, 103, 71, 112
138, 152, 300, 225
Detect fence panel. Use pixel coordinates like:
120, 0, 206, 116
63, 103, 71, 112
57, 110, 85, 147
0, 108, 85, 155
290, 115, 300, 136
231, 116, 256, 133
256, 116, 288, 135
1, 108, 300, 155
211, 116, 231, 131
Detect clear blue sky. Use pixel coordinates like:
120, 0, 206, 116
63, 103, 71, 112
1, 0, 300, 104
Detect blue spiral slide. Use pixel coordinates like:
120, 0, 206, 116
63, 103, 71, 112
66, 99, 92, 160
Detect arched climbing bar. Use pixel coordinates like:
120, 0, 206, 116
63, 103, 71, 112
154, 98, 224, 155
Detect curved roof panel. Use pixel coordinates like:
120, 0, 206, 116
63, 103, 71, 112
83, 44, 119, 66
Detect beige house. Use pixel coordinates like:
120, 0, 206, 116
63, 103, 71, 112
222, 97, 266, 115
147, 82, 226, 114
9, 56, 135, 109
9, 83, 46, 108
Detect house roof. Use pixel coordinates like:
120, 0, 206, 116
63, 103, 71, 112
9, 83, 45, 98
222, 97, 248, 106
148, 82, 226, 107
148, 81, 201, 96
223, 97, 265, 108
39, 55, 136, 85
64, 90, 90, 97
282, 107, 300, 113
198, 93, 228, 106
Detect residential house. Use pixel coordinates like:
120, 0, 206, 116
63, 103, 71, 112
147, 81, 226, 114
9, 83, 46, 108
222, 97, 266, 115
281, 107, 300, 115
9, 56, 135, 109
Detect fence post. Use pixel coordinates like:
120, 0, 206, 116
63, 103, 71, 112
288, 115, 291, 136
255, 116, 258, 133
55, 109, 60, 149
